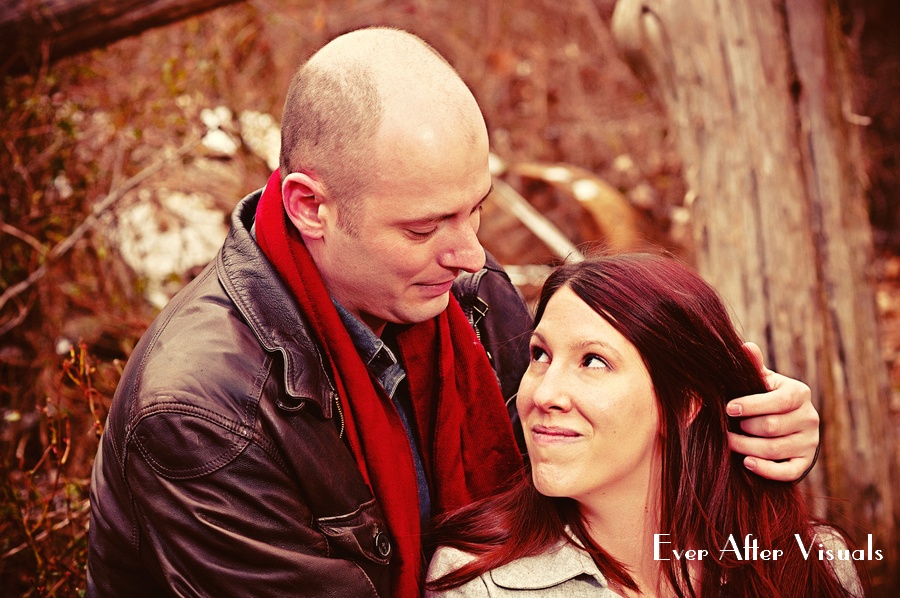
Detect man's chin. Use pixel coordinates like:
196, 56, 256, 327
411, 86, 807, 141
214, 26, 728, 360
401, 294, 452, 324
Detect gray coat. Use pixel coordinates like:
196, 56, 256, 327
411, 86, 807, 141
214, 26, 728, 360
427, 539, 620, 597
426, 528, 864, 597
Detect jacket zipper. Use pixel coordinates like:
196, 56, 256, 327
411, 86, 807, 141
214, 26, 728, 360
333, 391, 345, 438
470, 296, 491, 362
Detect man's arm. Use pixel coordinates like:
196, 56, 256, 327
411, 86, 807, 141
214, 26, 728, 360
88, 406, 389, 597
726, 342, 820, 482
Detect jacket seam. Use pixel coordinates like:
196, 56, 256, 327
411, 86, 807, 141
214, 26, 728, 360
124, 265, 217, 454
127, 402, 253, 479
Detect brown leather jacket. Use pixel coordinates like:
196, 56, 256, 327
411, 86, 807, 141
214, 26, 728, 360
86, 190, 532, 597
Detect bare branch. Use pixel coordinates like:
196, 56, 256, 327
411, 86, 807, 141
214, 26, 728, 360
0, 138, 201, 320
2, 0, 246, 74
0, 295, 32, 337
490, 178, 584, 262
0, 222, 47, 255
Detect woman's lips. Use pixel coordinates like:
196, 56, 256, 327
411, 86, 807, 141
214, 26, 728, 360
531, 424, 582, 444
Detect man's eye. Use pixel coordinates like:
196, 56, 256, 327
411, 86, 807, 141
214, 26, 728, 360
530, 346, 549, 363
583, 354, 609, 369
406, 228, 437, 239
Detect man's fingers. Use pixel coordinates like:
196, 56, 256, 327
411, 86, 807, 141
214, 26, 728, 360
739, 455, 812, 483
729, 430, 815, 482
737, 408, 808, 438
725, 373, 810, 418
729, 342, 820, 482
742, 341, 767, 373
728, 431, 791, 461
727, 430, 817, 468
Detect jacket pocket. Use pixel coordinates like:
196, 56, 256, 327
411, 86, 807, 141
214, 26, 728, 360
316, 498, 392, 565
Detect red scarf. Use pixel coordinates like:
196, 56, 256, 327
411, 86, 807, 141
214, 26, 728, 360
255, 171, 522, 597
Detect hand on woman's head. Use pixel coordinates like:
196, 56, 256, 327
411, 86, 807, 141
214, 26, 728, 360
726, 342, 819, 481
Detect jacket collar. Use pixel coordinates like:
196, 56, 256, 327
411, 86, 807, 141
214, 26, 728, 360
216, 189, 336, 417
488, 536, 612, 591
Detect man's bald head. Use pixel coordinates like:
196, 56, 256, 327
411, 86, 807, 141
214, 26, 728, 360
279, 27, 486, 233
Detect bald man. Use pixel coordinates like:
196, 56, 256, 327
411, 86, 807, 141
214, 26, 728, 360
87, 28, 819, 597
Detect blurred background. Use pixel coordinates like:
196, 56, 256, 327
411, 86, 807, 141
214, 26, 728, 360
0, 0, 897, 595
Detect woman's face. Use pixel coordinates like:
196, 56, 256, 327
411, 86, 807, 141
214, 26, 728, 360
517, 285, 662, 509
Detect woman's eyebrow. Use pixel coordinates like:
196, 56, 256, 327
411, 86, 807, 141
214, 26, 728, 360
532, 329, 624, 362
575, 338, 623, 362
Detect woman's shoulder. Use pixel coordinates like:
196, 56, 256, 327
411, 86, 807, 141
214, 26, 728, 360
811, 525, 865, 598
426, 546, 487, 598
427, 539, 620, 597
427, 546, 480, 584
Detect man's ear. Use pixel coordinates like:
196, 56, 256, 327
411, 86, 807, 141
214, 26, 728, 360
282, 171, 330, 238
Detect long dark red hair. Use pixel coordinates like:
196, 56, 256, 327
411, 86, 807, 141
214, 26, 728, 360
427, 254, 863, 597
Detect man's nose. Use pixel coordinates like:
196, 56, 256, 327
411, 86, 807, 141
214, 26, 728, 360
441, 224, 485, 273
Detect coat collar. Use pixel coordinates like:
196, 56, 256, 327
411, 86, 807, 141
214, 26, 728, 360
488, 536, 612, 591
217, 189, 336, 417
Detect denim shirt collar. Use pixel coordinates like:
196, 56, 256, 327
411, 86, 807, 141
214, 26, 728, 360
331, 299, 406, 398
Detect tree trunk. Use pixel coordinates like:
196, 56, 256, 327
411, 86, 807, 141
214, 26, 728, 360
612, 0, 897, 591
0, 0, 244, 74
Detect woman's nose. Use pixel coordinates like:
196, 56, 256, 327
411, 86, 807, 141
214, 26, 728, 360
523, 365, 572, 413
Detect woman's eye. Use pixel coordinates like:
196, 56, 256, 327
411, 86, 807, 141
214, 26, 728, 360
583, 354, 609, 369
530, 346, 549, 363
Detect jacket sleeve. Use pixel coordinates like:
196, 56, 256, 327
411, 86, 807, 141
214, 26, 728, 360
89, 399, 387, 598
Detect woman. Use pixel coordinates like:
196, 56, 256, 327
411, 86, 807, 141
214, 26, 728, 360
426, 254, 865, 597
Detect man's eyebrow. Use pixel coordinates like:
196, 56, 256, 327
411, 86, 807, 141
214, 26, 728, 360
396, 184, 493, 226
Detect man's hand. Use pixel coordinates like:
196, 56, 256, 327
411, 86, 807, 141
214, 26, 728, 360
726, 342, 820, 481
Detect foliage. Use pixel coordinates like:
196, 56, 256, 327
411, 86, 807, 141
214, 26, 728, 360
0, 4, 280, 593
1, 344, 117, 597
